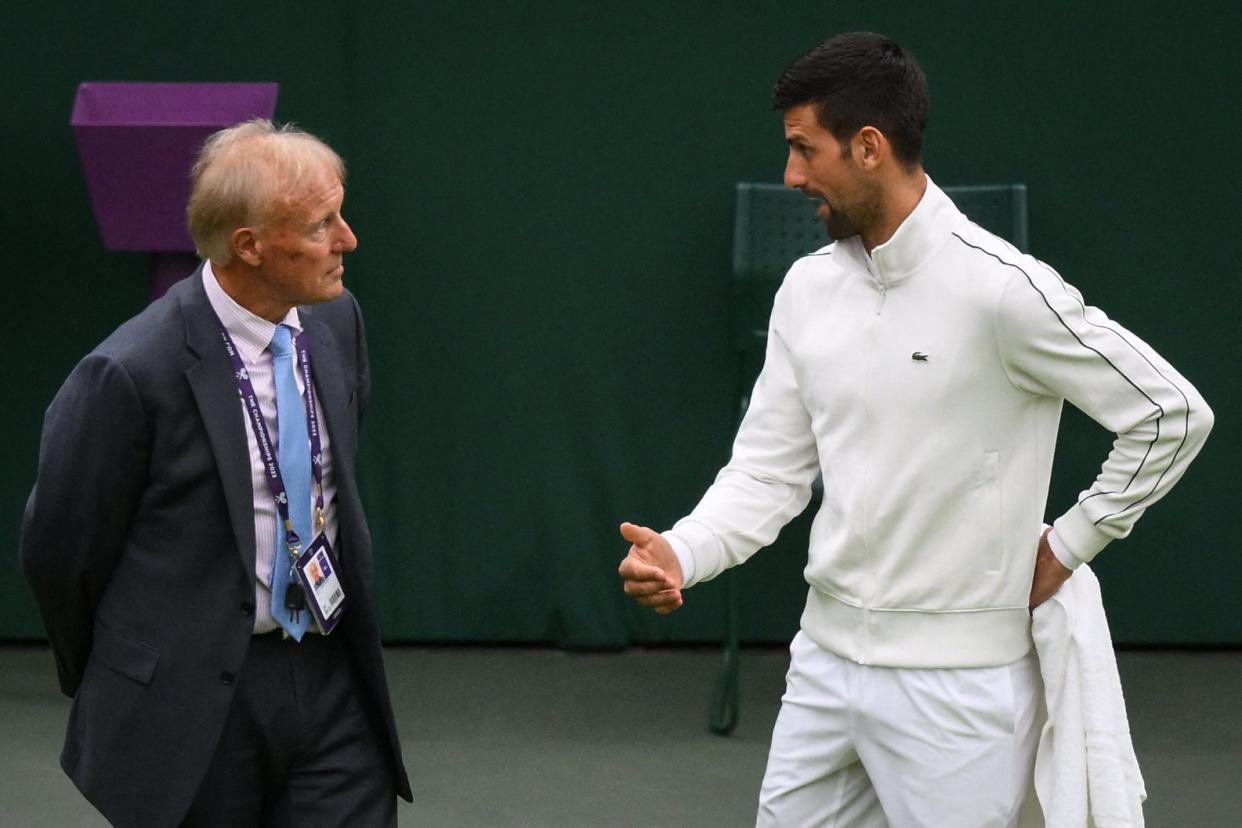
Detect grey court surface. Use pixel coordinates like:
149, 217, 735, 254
2, 645, 1239, 826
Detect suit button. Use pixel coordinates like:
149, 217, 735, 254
220, 671, 235, 685
240, 602, 255, 616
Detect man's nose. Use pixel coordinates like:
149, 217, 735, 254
337, 218, 358, 252
783, 154, 805, 190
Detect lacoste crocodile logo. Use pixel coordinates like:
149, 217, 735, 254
911, 352, 929, 362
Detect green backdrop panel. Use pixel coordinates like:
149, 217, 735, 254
3, 1, 1237, 646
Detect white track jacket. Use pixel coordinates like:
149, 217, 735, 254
668, 179, 1213, 668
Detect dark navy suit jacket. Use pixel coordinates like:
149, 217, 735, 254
21, 269, 411, 826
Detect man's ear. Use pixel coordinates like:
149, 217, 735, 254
853, 126, 887, 171
231, 227, 262, 267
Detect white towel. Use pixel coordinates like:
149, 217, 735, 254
1029, 564, 1147, 828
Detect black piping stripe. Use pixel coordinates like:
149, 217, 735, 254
952, 232, 1185, 524
1037, 262, 1194, 518
786, 249, 833, 271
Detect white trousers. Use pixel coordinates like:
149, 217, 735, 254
757, 631, 1043, 828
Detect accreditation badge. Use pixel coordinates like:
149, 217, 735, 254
295, 535, 347, 634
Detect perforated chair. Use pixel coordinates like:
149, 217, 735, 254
708, 182, 1029, 736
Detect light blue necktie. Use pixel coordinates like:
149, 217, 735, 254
269, 324, 312, 640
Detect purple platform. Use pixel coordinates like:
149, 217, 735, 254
72, 82, 279, 252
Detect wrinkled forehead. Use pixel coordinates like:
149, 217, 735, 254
264, 166, 344, 224
783, 102, 825, 135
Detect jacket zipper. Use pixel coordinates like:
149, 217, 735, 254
866, 252, 887, 316
861, 252, 889, 651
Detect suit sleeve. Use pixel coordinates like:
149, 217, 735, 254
996, 261, 1213, 565
20, 353, 150, 696
665, 277, 820, 587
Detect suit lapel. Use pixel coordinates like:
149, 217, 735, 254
302, 309, 367, 567
180, 273, 259, 586
302, 312, 355, 465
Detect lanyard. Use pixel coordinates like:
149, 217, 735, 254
221, 327, 325, 555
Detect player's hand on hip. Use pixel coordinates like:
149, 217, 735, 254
1029, 525, 1073, 609
618, 522, 685, 614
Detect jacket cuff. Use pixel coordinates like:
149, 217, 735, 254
1053, 507, 1113, 565
1046, 528, 1083, 570
664, 533, 696, 588
664, 520, 718, 589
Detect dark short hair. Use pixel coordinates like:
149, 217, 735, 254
772, 32, 929, 167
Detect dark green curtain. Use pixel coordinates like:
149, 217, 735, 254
4, 1, 1238, 646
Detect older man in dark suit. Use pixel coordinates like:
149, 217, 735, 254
21, 119, 410, 826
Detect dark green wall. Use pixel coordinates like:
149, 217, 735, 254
4, 1, 1238, 646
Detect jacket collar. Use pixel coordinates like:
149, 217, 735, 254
840, 176, 965, 288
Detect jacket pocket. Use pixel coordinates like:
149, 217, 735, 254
92, 622, 160, 686
977, 450, 1006, 576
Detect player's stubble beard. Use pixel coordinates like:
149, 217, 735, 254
821, 175, 884, 243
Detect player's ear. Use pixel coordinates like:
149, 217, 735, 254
854, 126, 886, 171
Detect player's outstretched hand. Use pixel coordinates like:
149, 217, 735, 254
618, 522, 685, 614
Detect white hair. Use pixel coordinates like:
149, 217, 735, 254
186, 118, 346, 264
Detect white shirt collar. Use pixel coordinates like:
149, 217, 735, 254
202, 261, 303, 362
